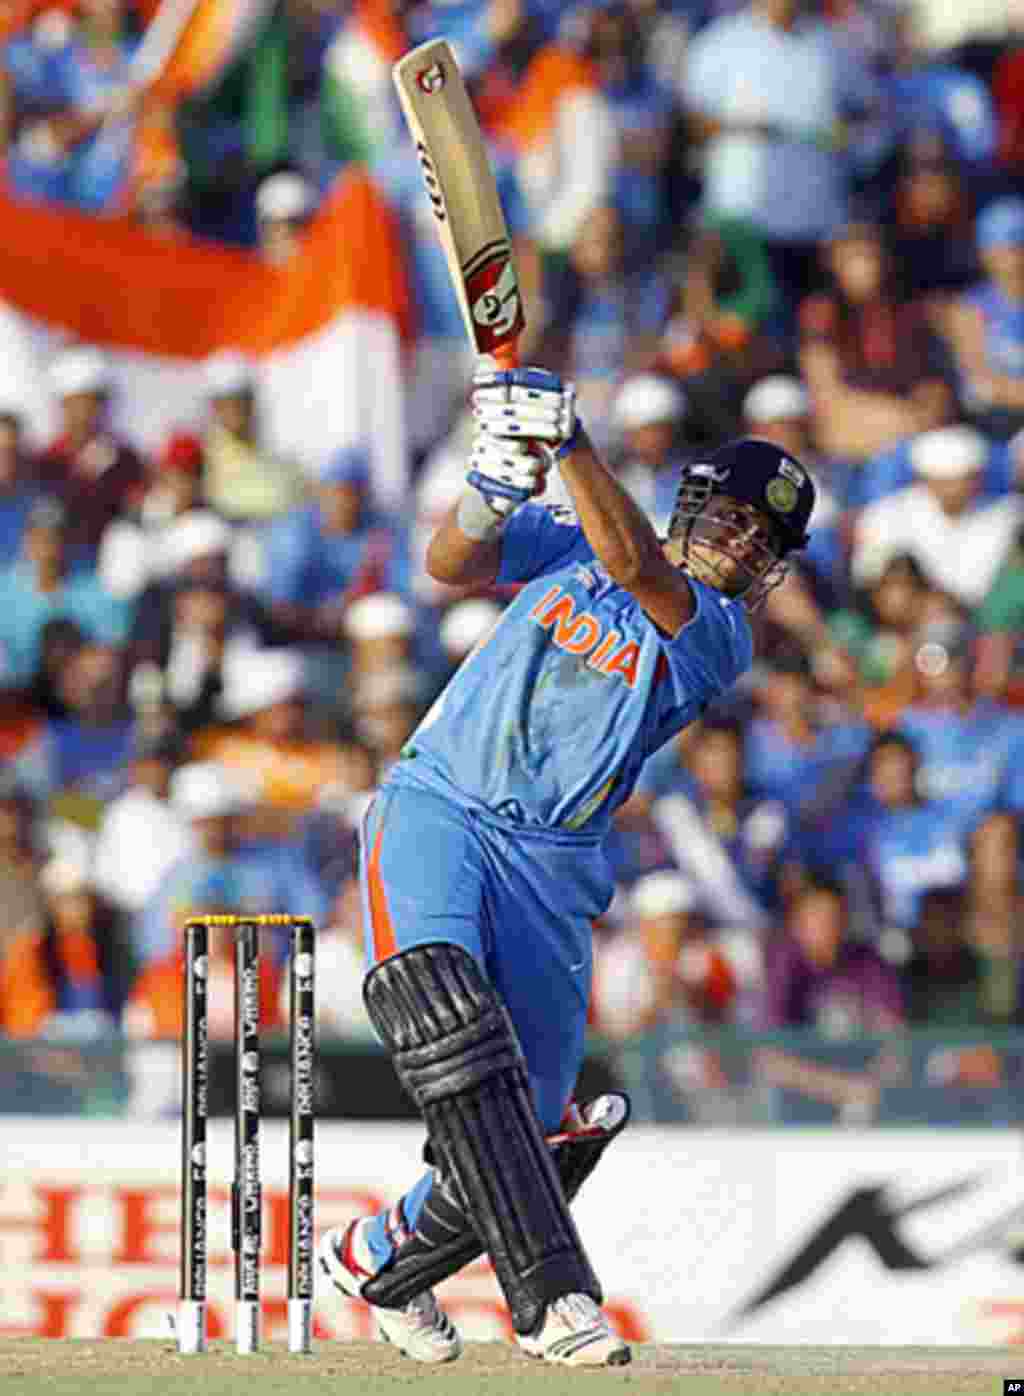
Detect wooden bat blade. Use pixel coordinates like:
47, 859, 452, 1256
392, 39, 523, 366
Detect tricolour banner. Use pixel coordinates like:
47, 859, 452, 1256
0, 168, 413, 510
2, 1121, 1024, 1344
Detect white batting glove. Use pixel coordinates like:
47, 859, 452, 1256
465, 431, 549, 514
471, 365, 579, 451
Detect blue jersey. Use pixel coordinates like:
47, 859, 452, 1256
392, 504, 752, 834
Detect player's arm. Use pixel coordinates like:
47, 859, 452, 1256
425, 500, 503, 587
472, 367, 695, 634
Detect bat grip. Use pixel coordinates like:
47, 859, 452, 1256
491, 342, 519, 369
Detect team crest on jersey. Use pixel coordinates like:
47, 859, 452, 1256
529, 584, 640, 687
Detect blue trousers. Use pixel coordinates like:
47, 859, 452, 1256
357, 780, 600, 1257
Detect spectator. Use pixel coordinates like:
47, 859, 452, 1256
15, 640, 133, 805
641, 715, 798, 930
0, 772, 43, 956
438, 598, 504, 675
608, 373, 690, 532
0, 857, 122, 1038
827, 552, 930, 725
592, 870, 736, 1038
0, 403, 38, 568
254, 170, 317, 266
799, 218, 954, 460
344, 591, 422, 681
257, 445, 408, 655
0, 495, 132, 689
38, 346, 145, 557
943, 196, 1024, 441
657, 216, 783, 422
91, 728, 193, 914
881, 6, 997, 182
602, 786, 676, 890
134, 760, 326, 965
975, 515, 1024, 704
742, 644, 872, 819
851, 425, 1023, 608
863, 730, 966, 932
683, 0, 881, 309
97, 431, 208, 601
201, 351, 305, 524
191, 648, 346, 825
886, 131, 978, 303
349, 665, 424, 777
902, 885, 991, 1025
551, 202, 671, 449
29, 615, 85, 720
761, 873, 905, 1032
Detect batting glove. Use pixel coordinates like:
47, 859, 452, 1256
466, 431, 549, 514
471, 365, 579, 452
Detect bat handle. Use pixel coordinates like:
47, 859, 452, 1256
491, 342, 520, 370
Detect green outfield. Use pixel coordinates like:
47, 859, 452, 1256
0, 1340, 1015, 1396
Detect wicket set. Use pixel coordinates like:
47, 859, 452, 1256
178, 914, 316, 1356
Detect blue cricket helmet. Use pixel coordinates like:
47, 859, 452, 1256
672, 437, 815, 555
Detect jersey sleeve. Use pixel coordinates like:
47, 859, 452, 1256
657, 580, 753, 699
496, 503, 590, 584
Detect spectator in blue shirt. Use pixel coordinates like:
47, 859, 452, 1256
0, 407, 38, 569
0, 496, 133, 689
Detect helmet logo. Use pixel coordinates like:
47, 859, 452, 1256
765, 477, 799, 513
777, 458, 805, 486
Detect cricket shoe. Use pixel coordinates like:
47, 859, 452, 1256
517, 1293, 632, 1367
318, 1219, 462, 1364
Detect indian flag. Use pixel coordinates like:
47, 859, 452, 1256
0, 167, 414, 510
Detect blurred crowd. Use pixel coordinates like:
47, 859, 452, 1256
4, 0, 1024, 1053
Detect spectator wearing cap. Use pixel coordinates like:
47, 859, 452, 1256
201, 351, 304, 523
761, 873, 904, 1033
134, 759, 327, 966
256, 446, 409, 652
639, 714, 798, 931
191, 648, 346, 826
944, 197, 1024, 441
0, 495, 132, 689
0, 402, 39, 568
255, 171, 317, 266
591, 870, 737, 1039
92, 728, 193, 915
343, 590, 443, 693
97, 433, 210, 601
798, 219, 954, 461
852, 425, 1023, 609
0, 856, 124, 1038
438, 599, 504, 674
683, 0, 883, 310
128, 509, 272, 730
609, 373, 690, 533
38, 346, 146, 557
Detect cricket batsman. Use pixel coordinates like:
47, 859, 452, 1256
319, 363, 816, 1365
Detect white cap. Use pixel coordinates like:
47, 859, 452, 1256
39, 857, 90, 897
159, 510, 233, 576
203, 351, 254, 398
256, 171, 316, 222
218, 648, 305, 720
743, 375, 810, 423
50, 346, 110, 398
440, 599, 503, 655
910, 425, 985, 480
345, 592, 414, 641
170, 761, 251, 819
630, 870, 699, 920
612, 375, 686, 432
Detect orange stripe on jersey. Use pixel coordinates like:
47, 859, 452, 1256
367, 821, 397, 962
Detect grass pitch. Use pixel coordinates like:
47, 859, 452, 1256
0, 1340, 1015, 1396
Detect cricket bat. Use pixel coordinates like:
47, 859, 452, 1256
392, 39, 524, 369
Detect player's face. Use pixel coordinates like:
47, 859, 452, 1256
685, 495, 783, 598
